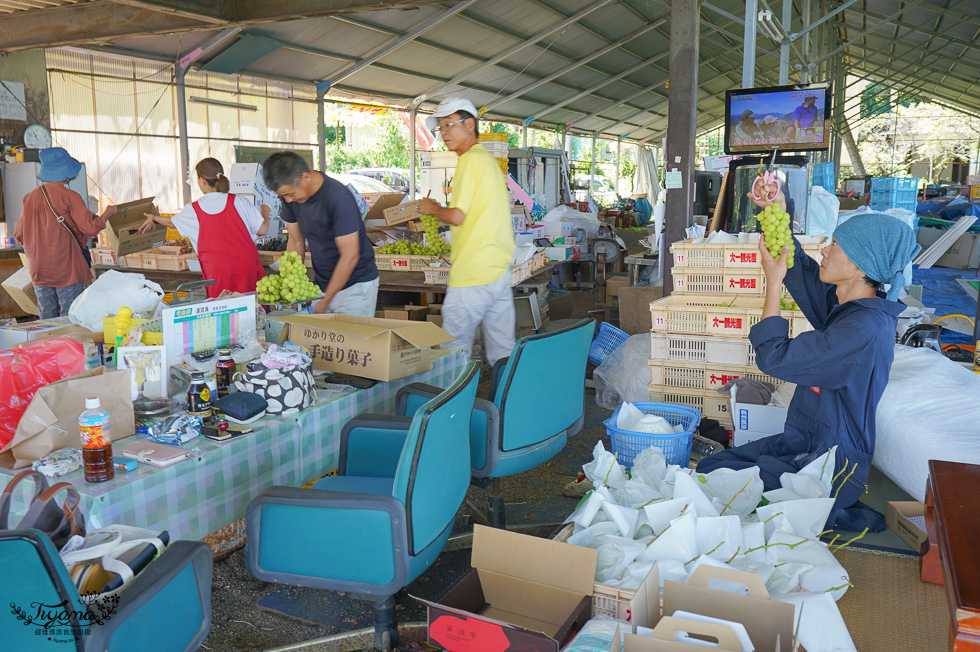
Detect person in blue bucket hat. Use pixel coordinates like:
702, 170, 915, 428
697, 208, 921, 533
14, 147, 118, 318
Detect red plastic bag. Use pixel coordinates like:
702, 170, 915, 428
0, 337, 87, 449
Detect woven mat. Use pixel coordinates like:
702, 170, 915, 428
835, 547, 949, 651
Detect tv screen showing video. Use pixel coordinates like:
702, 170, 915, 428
724, 84, 831, 154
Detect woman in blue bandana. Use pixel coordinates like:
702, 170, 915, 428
698, 198, 921, 531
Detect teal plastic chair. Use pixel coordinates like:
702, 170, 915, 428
0, 529, 212, 651
246, 362, 480, 651
396, 318, 594, 529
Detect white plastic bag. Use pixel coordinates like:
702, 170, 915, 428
805, 186, 840, 237
542, 204, 601, 239
68, 270, 164, 331
594, 334, 652, 409
875, 346, 980, 501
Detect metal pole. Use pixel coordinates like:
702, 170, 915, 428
779, 0, 791, 84
175, 66, 191, 205
316, 82, 328, 173
590, 132, 597, 193
616, 136, 622, 196
664, 0, 699, 298
801, 0, 812, 83
522, 125, 527, 148
742, 0, 758, 87
409, 99, 421, 198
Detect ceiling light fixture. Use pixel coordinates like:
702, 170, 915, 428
188, 96, 258, 111
757, 10, 789, 42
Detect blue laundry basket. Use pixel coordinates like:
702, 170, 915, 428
603, 402, 702, 468
589, 321, 630, 366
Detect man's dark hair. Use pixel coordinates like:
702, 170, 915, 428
263, 151, 309, 191
455, 110, 478, 137
863, 274, 882, 290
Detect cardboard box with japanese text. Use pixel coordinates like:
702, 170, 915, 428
273, 313, 453, 381
414, 525, 597, 652
886, 501, 928, 555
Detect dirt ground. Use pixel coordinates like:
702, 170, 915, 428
202, 290, 611, 652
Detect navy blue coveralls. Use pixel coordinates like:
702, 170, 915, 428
697, 237, 905, 518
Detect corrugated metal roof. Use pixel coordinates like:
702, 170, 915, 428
7, 0, 980, 141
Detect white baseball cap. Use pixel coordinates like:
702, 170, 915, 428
425, 97, 479, 130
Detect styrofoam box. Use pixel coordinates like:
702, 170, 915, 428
420, 151, 459, 169
650, 333, 758, 367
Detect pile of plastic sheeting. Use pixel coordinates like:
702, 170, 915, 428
562, 442, 860, 652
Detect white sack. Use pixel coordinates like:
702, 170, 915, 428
68, 270, 165, 331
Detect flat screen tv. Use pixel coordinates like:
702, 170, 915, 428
724, 84, 831, 154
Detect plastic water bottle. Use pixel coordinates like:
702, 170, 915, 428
79, 397, 114, 483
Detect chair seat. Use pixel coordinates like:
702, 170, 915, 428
312, 475, 394, 497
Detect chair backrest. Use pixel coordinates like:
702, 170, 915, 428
493, 318, 593, 451
392, 362, 480, 556
0, 529, 86, 651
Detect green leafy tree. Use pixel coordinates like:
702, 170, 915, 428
372, 113, 410, 169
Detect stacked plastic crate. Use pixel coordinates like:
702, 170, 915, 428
869, 177, 920, 212
811, 161, 836, 193
646, 236, 825, 438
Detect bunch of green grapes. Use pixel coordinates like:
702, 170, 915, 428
780, 296, 801, 311
759, 203, 795, 269
376, 229, 451, 257
256, 251, 321, 304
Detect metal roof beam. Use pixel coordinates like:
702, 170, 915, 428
840, 2, 980, 56
322, 0, 480, 87
482, 19, 667, 113
417, 0, 617, 101
812, 0, 934, 67
0, 0, 449, 53
110, 0, 228, 24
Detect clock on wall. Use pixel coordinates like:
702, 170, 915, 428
24, 123, 52, 149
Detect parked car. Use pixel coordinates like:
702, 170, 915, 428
573, 174, 619, 204
327, 172, 396, 195
347, 168, 417, 196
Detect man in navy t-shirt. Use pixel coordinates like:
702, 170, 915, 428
263, 152, 378, 317
789, 95, 819, 141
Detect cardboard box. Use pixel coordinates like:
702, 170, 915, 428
383, 198, 426, 226
1, 267, 38, 315
542, 222, 573, 237
732, 401, 788, 447
612, 565, 796, 652
837, 196, 868, 211
381, 305, 429, 321
886, 501, 928, 555
0, 319, 74, 350
544, 245, 579, 261
415, 525, 597, 652
605, 274, 630, 307
365, 193, 407, 223
102, 197, 167, 258
619, 285, 664, 334
916, 226, 980, 269
514, 232, 537, 247
273, 313, 453, 381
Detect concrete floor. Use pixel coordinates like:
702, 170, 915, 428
202, 290, 608, 652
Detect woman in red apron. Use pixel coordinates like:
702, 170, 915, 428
139, 158, 269, 297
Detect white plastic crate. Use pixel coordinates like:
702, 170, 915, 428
648, 360, 782, 393
646, 385, 733, 421
670, 236, 828, 269
649, 295, 812, 338
375, 252, 450, 272
650, 333, 757, 367
672, 267, 781, 296
423, 252, 545, 286
553, 524, 637, 619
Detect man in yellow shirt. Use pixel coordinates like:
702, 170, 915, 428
419, 97, 516, 365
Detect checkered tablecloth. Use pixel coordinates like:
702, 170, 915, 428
0, 349, 468, 541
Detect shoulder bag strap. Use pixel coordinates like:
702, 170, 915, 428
0, 469, 50, 529
34, 481, 85, 539
39, 184, 85, 252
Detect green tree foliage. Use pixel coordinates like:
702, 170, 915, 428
860, 84, 891, 119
